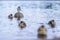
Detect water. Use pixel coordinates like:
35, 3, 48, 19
0, 1, 60, 40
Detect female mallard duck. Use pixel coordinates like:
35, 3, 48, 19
14, 6, 24, 20
38, 25, 47, 38
19, 21, 26, 29
8, 14, 13, 20
48, 20, 55, 28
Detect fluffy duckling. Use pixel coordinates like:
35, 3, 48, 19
48, 20, 55, 28
38, 25, 47, 38
19, 21, 26, 29
8, 14, 13, 20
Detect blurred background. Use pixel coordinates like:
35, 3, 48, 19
0, 1, 60, 40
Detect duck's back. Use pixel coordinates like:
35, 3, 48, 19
14, 12, 24, 18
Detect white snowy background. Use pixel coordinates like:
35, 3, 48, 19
0, 1, 60, 40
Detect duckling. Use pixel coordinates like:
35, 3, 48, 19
19, 21, 26, 29
38, 25, 47, 38
48, 20, 55, 28
8, 14, 13, 20
14, 6, 24, 20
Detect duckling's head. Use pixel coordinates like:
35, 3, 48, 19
52, 20, 54, 22
10, 14, 13, 16
41, 25, 44, 28
21, 21, 24, 23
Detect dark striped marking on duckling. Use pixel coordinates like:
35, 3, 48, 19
19, 21, 26, 29
38, 25, 47, 38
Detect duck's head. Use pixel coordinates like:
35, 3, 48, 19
17, 6, 21, 12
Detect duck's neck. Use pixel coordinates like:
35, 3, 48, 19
17, 11, 20, 13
